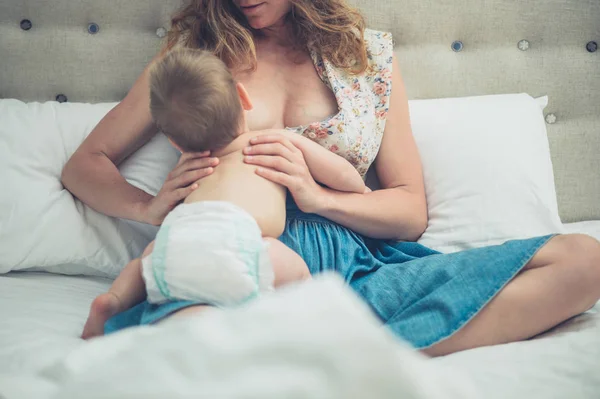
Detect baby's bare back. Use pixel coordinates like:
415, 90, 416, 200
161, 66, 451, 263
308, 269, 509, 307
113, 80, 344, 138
183, 133, 286, 238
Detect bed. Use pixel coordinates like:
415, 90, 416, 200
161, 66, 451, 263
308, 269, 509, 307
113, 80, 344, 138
1, 0, 599, 398
1, 240, 599, 398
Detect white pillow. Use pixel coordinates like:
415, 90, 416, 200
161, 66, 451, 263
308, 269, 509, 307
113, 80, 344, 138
0, 93, 563, 277
411, 93, 564, 253
0, 100, 180, 277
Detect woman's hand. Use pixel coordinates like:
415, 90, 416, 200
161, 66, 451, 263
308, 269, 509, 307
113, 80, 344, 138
144, 151, 219, 225
243, 134, 326, 214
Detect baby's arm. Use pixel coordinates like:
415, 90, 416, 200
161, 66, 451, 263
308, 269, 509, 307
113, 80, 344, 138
81, 241, 154, 339
281, 131, 367, 194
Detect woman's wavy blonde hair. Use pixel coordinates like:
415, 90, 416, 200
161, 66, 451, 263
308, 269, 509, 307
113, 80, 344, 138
166, 0, 368, 74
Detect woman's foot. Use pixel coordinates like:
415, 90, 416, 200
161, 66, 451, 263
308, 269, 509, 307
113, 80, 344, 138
81, 293, 121, 339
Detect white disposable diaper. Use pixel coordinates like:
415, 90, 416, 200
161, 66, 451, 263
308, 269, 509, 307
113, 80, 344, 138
142, 201, 274, 307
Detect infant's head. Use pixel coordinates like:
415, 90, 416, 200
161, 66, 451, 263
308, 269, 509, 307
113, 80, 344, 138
149, 48, 251, 152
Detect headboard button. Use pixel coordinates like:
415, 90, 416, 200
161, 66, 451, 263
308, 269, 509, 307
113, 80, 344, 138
88, 23, 100, 35
586, 41, 598, 53
56, 94, 68, 103
20, 19, 32, 31
518, 40, 530, 51
156, 27, 167, 38
451, 41, 463, 52
545, 113, 557, 124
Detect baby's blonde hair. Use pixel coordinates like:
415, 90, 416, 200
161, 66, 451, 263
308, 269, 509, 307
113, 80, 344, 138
149, 48, 242, 152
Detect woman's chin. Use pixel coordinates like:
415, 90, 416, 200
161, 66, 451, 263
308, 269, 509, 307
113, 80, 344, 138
247, 19, 270, 30
246, 15, 287, 31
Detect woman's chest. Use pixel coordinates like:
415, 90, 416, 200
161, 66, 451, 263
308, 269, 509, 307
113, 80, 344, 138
236, 52, 338, 131
234, 44, 390, 177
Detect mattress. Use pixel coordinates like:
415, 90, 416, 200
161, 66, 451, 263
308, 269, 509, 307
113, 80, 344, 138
1, 222, 599, 397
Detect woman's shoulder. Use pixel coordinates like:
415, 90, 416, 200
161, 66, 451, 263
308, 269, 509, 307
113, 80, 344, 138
363, 29, 394, 66
348, 29, 393, 91
363, 29, 393, 44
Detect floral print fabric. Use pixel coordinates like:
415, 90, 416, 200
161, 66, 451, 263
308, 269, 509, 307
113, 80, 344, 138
286, 29, 394, 177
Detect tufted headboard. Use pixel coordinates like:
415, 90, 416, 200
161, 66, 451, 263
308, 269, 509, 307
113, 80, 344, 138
1, 0, 598, 222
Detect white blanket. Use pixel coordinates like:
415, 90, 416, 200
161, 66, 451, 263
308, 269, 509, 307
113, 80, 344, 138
1, 276, 478, 399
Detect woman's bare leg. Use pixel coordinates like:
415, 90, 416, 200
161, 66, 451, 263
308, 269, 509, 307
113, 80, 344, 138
423, 234, 600, 357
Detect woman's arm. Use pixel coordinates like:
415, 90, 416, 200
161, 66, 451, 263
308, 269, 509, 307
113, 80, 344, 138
61, 66, 159, 222
288, 133, 367, 194
315, 56, 428, 241
246, 131, 366, 194
61, 57, 217, 225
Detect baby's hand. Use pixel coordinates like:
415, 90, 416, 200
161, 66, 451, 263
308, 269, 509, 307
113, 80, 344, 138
363, 186, 372, 194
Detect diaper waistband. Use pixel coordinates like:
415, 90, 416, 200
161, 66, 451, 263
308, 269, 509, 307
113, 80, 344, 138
164, 200, 255, 225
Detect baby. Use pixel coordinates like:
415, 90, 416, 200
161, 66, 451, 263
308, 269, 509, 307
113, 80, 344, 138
82, 48, 367, 338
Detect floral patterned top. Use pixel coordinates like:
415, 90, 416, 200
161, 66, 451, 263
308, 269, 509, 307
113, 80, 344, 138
285, 29, 394, 177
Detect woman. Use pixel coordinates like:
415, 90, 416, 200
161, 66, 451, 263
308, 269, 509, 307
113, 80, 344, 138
62, 0, 600, 356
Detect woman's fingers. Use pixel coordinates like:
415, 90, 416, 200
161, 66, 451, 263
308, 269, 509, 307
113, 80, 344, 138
179, 157, 219, 174
177, 151, 211, 165
169, 156, 218, 180
255, 167, 293, 188
171, 168, 214, 190
173, 183, 200, 202
250, 134, 300, 153
244, 142, 296, 162
244, 155, 297, 175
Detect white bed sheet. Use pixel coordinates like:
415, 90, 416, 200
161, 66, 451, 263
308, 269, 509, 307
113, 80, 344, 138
0, 272, 110, 374
1, 221, 599, 398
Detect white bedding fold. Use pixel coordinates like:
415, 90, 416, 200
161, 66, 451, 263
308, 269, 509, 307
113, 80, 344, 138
3, 276, 479, 399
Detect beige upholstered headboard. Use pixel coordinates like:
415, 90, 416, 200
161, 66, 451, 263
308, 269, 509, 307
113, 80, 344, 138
1, 0, 598, 222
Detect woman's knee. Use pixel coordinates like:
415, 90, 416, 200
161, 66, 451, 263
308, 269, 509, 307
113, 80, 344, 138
530, 234, 600, 305
556, 234, 600, 304
539, 234, 600, 264
558, 234, 600, 265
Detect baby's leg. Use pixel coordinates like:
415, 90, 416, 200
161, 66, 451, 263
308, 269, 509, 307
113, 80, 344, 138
162, 240, 309, 325
264, 237, 311, 287
81, 241, 154, 339
162, 304, 214, 324
146, 240, 309, 326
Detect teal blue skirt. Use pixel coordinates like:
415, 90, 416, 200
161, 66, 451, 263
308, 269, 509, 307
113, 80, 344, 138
105, 202, 553, 349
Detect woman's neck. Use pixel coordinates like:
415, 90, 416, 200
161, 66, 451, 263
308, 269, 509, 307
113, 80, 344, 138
256, 18, 294, 47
